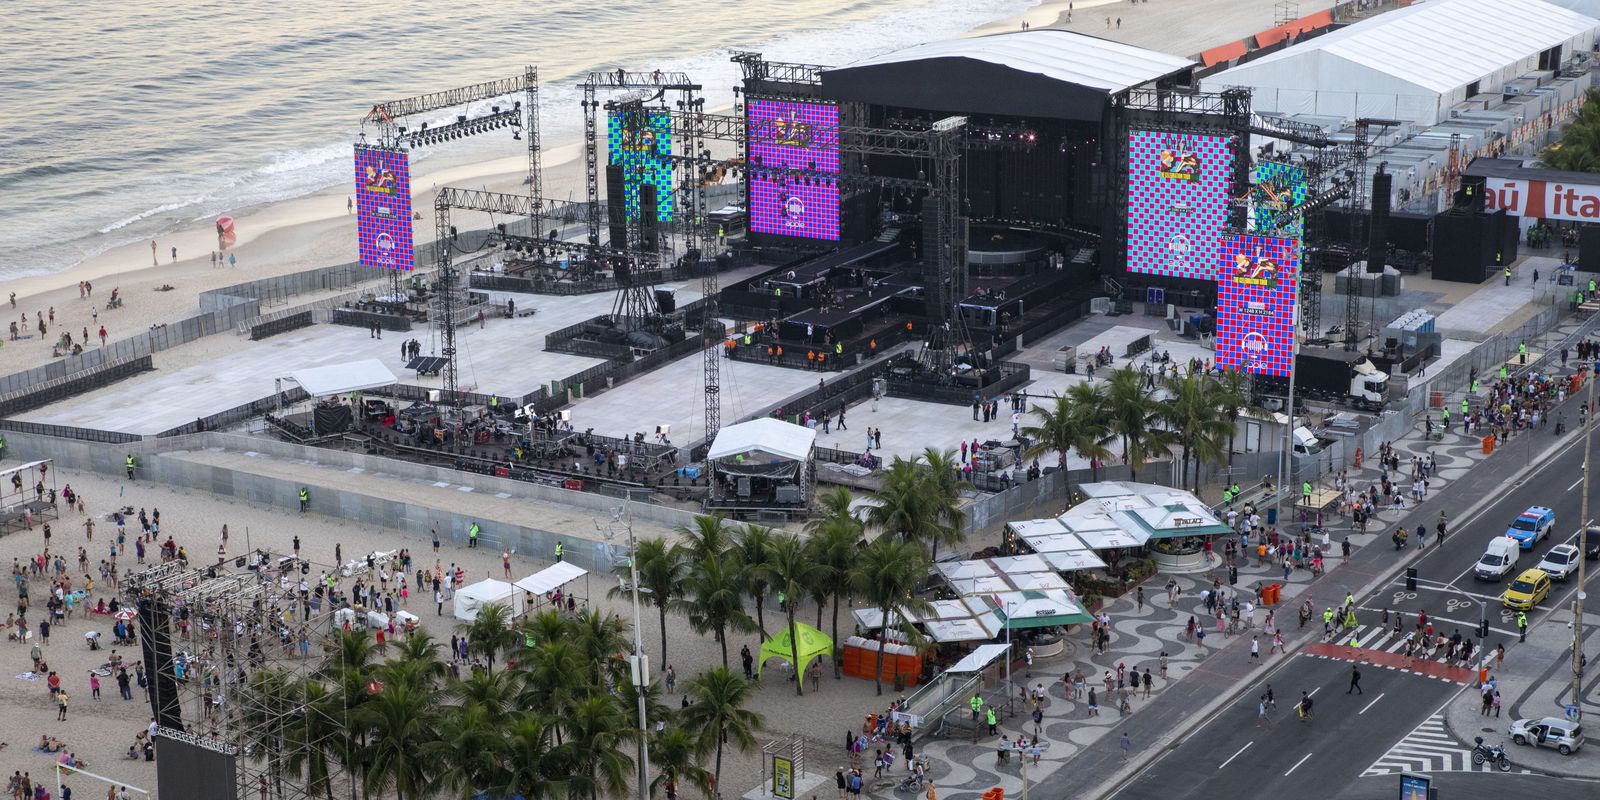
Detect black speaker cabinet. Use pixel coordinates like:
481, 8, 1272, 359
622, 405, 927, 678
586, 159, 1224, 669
1431, 210, 1491, 283
605, 164, 628, 249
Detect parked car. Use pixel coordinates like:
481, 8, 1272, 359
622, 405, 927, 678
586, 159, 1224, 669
1509, 717, 1585, 755
1536, 544, 1581, 581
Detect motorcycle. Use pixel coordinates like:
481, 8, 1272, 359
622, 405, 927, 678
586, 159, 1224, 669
1471, 737, 1513, 772
1392, 530, 1408, 550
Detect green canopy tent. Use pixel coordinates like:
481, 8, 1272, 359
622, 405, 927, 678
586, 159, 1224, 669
757, 621, 834, 678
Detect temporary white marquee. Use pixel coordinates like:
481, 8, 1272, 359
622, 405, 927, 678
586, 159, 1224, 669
287, 359, 398, 397
706, 418, 817, 464
1203, 0, 1600, 126
514, 561, 589, 596
452, 578, 525, 622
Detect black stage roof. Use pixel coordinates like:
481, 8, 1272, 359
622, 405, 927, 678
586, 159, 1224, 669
820, 30, 1194, 123
1465, 157, 1600, 186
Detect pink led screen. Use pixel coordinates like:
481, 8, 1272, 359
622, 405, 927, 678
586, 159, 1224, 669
1215, 233, 1299, 377
747, 98, 840, 241
1125, 131, 1234, 279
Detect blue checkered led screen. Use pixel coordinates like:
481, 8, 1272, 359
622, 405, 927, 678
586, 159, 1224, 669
1252, 161, 1307, 237
1126, 131, 1234, 279
748, 98, 840, 241
1216, 233, 1300, 377
354, 146, 414, 270
607, 110, 674, 221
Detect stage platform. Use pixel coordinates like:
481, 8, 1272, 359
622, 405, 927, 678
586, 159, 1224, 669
13, 265, 768, 437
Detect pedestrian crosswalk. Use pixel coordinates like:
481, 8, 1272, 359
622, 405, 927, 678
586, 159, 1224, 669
1327, 623, 1484, 667
1362, 713, 1530, 776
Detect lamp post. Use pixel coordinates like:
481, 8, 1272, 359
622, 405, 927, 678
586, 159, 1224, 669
607, 502, 652, 800
1005, 602, 1016, 717
1573, 365, 1594, 712
1275, 305, 1301, 537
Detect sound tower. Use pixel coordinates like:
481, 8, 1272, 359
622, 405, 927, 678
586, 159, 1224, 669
138, 596, 184, 731
922, 195, 944, 316
1431, 210, 1491, 283
605, 164, 628, 249
1367, 170, 1392, 273
639, 183, 659, 250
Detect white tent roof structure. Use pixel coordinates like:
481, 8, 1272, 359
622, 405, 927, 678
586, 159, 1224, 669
707, 418, 817, 463
947, 644, 1012, 674
841, 30, 1194, 95
452, 578, 524, 622
1204, 0, 1600, 125
288, 359, 397, 397
514, 562, 588, 596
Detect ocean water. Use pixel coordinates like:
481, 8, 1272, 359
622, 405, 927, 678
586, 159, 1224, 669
0, 0, 1034, 281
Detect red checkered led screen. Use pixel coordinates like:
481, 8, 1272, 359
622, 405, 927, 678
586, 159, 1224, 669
1216, 233, 1299, 377
747, 98, 840, 241
1126, 131, 1234, 279
354, 146, 414, 270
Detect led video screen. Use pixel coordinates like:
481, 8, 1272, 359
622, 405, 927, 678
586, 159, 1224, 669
607, 110, 674, 221
1215, 233, 1300, 377
747, 98, 840, 241
354, 146, 414, 270
1252, 161, 1307, 237
1126, 131, 1235, 279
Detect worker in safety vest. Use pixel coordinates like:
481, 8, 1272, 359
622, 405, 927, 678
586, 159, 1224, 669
469, 522, 481, 548
835, 342, 843, 356
1461, 399, 1468, 415
555, 540, 564, 562
1301, 481, 1313, 505
299, 487, 310, 512
126, 454, 136, 480
743, 333, 751, 346
1519, 342, 1527, 364
1517, 611, 1528, 641
1504, 265, 1512, 285
969, 693, 984, 721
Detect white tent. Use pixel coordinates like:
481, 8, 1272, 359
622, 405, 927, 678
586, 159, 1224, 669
452, 578, 525, 622
707, 418, 817, 463
514, 562, 589, 596
1202, 0, 1600, 126
288, 359, 398, 397
946, 643, 1013, 674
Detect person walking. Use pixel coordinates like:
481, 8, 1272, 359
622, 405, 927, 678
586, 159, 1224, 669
1347, 663, 1363, 694
1517, 611, 1528, 642
150, 241, 158, 267
1119, 732, 1131, 760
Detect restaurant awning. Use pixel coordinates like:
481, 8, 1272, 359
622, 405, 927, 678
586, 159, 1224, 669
1041, 549, 1109, 572
986, 589, 1093, 629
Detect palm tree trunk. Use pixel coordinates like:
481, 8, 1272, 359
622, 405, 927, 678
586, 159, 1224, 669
789, 615, 804, 696
830, 596, 842, 679
717, 626, 729, 667
754, 595, 768, 640
873, 605, 890, 696
1181, 444, 1192, 491
658, 603, 670, 667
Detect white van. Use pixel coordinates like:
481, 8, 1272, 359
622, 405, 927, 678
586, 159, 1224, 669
1476, 537, 1520, 581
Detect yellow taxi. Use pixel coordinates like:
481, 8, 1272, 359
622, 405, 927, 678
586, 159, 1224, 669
1502, 568, 1552, 610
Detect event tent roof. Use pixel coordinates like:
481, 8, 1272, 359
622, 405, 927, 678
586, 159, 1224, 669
706, 418, 817, 463
288, 359, 397, 397
452, 578, 524, 622
757, 622, 833, 678
821, 30, 1193, 122
947, 644, 1012, 674
1210, 0, 1598, 96
513, 562, 589, 596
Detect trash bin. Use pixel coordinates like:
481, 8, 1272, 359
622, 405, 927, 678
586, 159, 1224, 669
1482, 434, 1496, 455
1267, 508, 1278, 525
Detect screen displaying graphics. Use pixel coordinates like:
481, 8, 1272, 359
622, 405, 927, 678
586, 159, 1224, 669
354, 146, 414, 270
1126, 131, 1235, 279
1215, 233, 1300, 377
607, 110, 674, 221
1252, 161, 1307, 236
747, 98, 840, 240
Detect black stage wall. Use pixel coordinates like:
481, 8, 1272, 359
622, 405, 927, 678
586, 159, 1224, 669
155, 734, 239, 798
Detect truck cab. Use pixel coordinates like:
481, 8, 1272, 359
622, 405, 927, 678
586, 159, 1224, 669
1350, 358, 1389, 404
1505, 506, 1555, 550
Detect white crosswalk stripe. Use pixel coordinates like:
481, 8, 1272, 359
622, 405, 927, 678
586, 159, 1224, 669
1329, 625, 1481, 666
1362, 713, 1531, 776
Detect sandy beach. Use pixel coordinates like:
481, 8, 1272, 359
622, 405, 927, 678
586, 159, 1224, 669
0, 464, 913, 799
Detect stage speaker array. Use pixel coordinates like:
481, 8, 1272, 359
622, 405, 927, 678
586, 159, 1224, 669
1367, 169, 1392, 274
605, 164, 628, 249
655, 289, 675, 313
639, 183, 659, 249
138, 596, 185, 731
1580, 227, 1600, 273
1431, 209, 1493, 283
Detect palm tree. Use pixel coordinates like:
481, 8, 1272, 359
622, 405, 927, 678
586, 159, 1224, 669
461, 601, 519, 673
497, 713, 568, 800
390, 629, 447, 680
676, 551, 756, 667
1159, 372, 1233, 492
562, 693, 637, 800
681, 667, 765, 795
762, 532, 824, 695
1542, 89, 1600, 171
1021, 385, 1112, 503
431, 702, 507, 796
609, 536, 687, 666
676, 513, 734, 563
1212, 367, 1254, 465
280, 677, 341, 800
1105, 365, 1173, 481
803, 487, 863, 655
572, 609, 632, 688
519, 639, 588, 743
867, 454, 967, 560
850, 537, 932, 695
650, 726, 714, 799
915, 447, 971, 561
732, 523, 779, 640
356, 680, 442, 800
451, 666, 524, 717
318, 628, 378, 680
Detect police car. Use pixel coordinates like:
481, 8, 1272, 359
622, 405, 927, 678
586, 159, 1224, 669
1505, 506, 1555, 550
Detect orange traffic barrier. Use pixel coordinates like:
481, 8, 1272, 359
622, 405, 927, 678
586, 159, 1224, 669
1482, 435, 1496, 455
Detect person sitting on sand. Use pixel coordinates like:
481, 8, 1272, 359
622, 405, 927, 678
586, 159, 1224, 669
38, 735, 64, 752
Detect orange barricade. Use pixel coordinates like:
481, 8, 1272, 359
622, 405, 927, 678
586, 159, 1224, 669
1482, 435, 1496, 455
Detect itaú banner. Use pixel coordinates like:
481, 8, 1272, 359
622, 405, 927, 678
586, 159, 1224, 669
1484, 177, 1600, 222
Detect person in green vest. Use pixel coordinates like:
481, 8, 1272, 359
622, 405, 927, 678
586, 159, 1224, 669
1471, 378, 1479, 393
1589, 278, 1597, 294
1499, 365, 1508, 379
1461, 398, 1469, 415
554, 540, 564, 562
126, 454, 136, 480
1504, 265, 1512, 285
0, 434, 6, 458
1301, 480, 1313, 506
985, 706, 998, 735
774, 286, 782, 297
834, 342, 843, 356
743, 333, 752, 346
777, 589, 787, 612
1519, 342, 1527, 365
1222, 486, 1234, 506
490, 394, 499, 410
468, 522, 480, 548
299, 487, 310, 512
970, 693, 984, 722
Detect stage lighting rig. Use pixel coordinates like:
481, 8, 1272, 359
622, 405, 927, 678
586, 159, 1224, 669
405, 106, 522, 149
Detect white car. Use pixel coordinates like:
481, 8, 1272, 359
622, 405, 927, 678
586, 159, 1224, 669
1536, 544, 1581, 581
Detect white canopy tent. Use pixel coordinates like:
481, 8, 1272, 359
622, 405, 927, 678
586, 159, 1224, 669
514, 562, 589, 596
707, 418, 817, 463
452, 578, 525, 622
1041, 549, 1109, 572
286, 359, 398, 397
946, 643, 1013, 674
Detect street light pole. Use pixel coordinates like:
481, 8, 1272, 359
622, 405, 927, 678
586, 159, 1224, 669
1573, 367, 1594, 711
1005, 602, 1015, 717
1275, 305, 1301, 536
623, 503, 652, 800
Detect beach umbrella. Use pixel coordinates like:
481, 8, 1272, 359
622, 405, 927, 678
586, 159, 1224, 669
114, 608, 137, 621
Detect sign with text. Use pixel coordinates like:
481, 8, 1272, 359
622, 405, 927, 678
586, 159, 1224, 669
1215, 233, 1300, 377
1126, 130, 1235, 279
354, 146, 414, 270
1484, 176, 1600, 223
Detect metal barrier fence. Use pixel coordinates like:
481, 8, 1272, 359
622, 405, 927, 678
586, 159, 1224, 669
0, 356, 155, 418
0, 419, 143, 445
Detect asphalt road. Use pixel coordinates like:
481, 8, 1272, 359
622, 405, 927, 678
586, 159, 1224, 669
1110, 428, 1600, 800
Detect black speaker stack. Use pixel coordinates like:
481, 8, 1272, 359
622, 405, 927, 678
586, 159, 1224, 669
138, 596, 185, 731
1367, 169, 1392, 274
605, 164, 628, 248
639, 183, 659, 249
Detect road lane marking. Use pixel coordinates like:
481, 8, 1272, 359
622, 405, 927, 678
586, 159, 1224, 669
1360, 693, 1386, 714
1285, 752, 1313, 776
1570, 477, 1584, 492
1218, 741, 1252, 769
